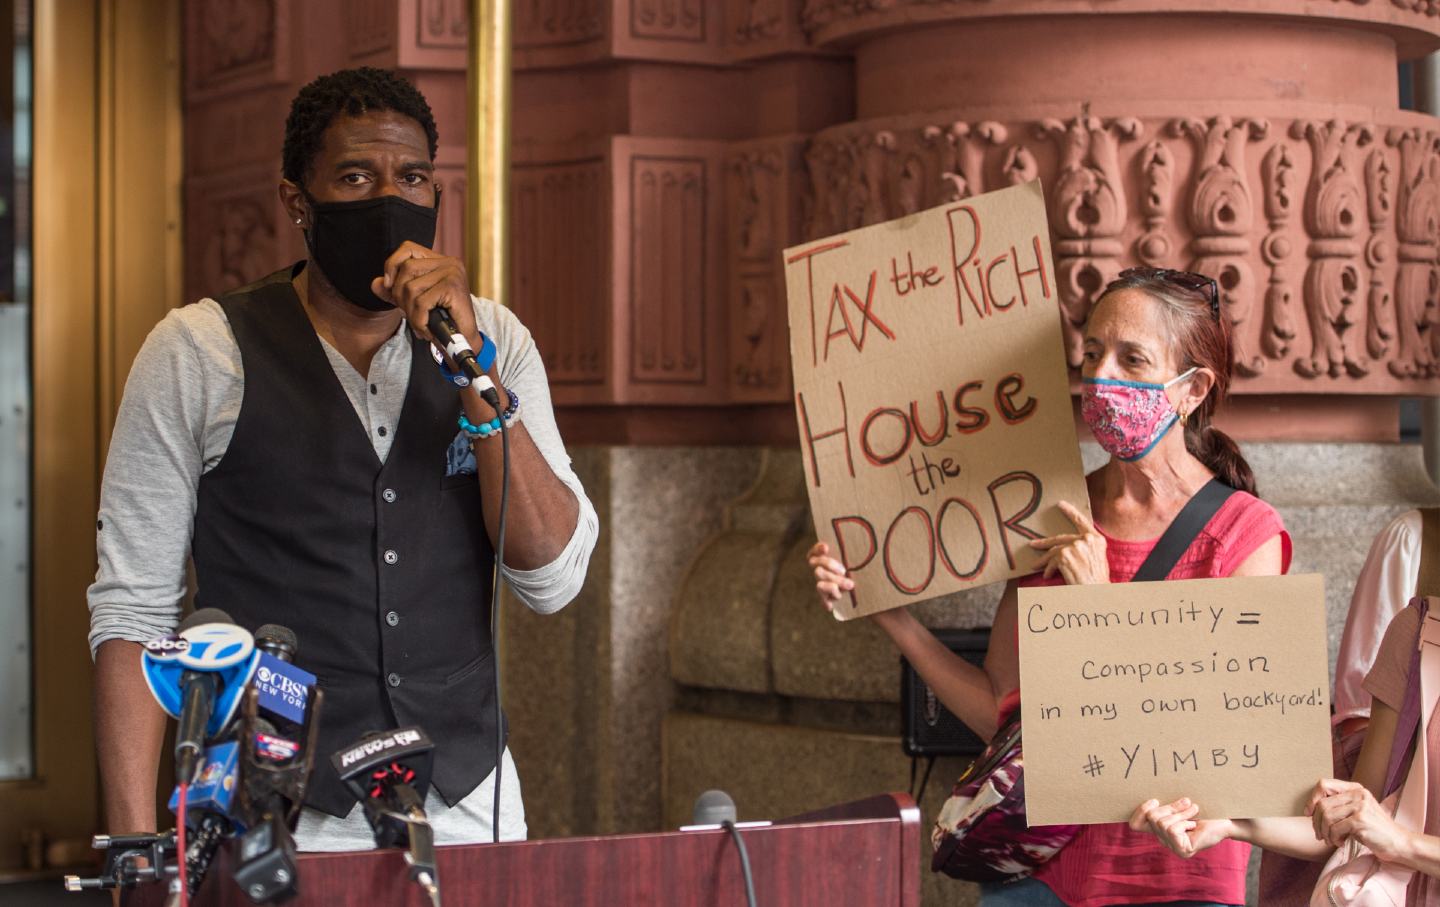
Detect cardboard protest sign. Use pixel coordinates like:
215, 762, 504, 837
1018, 574, 1331, 825
784, 180, 1090, 620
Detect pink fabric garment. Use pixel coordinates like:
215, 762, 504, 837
1363, 605, 1440, 906
1020, 490, 1291, 907
1336, 510, 1424, 727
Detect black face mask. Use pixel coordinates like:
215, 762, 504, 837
302, 190, 440, 311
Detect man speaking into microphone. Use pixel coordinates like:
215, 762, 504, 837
86, 68, 597, 849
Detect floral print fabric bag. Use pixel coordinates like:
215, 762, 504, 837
930, 702, 1078, 881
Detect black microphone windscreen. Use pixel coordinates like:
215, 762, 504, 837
255, 624, 298, 657
692, 789, 737, 825
180, 608, 234, 631
427, 306, 457, 338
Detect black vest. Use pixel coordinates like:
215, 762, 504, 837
193, 265, 502, 817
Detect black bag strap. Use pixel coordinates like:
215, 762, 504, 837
1131, 478, 1237, 583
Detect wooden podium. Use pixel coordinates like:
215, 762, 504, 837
125, 793, 921, 906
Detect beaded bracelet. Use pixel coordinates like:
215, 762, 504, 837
457, 389, 521, 440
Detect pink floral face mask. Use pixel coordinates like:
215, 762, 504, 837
1080, 367, 1198, 461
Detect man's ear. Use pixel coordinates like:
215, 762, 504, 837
278, 179, 308, 228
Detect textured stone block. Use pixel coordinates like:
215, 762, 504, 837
671, 450, 810, 692
670, 529, 783, 693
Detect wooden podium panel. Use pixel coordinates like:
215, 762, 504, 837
125, 793, 921, 907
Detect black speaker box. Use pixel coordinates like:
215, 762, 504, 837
900, 628, 991, 757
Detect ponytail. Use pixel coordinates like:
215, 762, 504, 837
1184, 421, 1256, 495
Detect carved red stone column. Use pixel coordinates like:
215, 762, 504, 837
509, 0, 851, 441
798, 3, 1440, 431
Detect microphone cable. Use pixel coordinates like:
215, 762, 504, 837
488, 389, 510, 843
175, 784, 189, 907
426, 304, 510, 845
720, 819, 757, 907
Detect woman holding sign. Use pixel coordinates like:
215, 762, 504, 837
811, 268, 1291, 907
1132, 600, 1440, 902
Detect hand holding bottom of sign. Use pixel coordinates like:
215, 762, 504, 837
1129, 798, 1235, 859
809, 542, 856, 614
1308, 779, 1412, 860
1029, 501, 1110, 584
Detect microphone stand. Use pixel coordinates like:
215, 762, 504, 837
361, 785, 441, 907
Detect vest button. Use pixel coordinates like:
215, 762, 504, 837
385, 610, 400, 627
383, 549, 398, 565
387, 672, 402, 688
382, 488, 397, 503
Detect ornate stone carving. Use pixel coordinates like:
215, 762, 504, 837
799, 109, 1440, 391
515, 0, 605, 47
1260, 143, 1299, 361
1364, 146, 1397, 361
925, 121, 1007, 202
728, 141, 800, 399
800, 0, 1440, 42
1291, 120, 1374, 379
1036, 113, 1141, 366
1135, 140, 1175, 268
731, 150, 783, 262
1174, 116, 1267, 376
1003, 144, 1039, 186
862, 131, 896, 224
1385, 127, 1440, 378
633, 0, 705, 40
734, 0, 786, 42
1393, 0, 1440, 17
734, 279, 784, 388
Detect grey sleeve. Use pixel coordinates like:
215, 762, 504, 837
87, 308, 225, 656
475, 297, 598, 615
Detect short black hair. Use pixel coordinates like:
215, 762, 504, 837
282, 67, 439, 187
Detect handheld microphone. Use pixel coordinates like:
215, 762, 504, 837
333, 727, 441, 907
250, 624, 315, 735
142, 609, 259, 785
426, 307, 499, 406
254, 624, 297, 662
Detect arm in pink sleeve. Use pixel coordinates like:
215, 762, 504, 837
1334, 510, 1422, 726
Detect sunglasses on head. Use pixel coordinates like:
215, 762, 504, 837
1118, 267, 1220, 321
